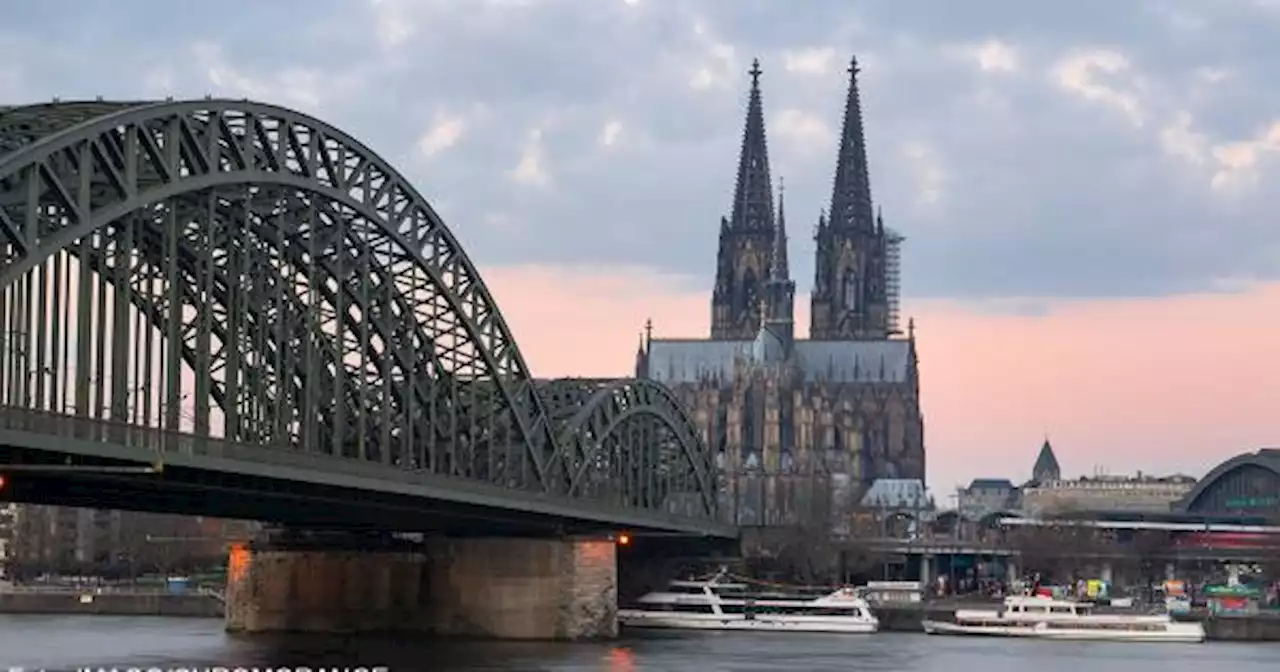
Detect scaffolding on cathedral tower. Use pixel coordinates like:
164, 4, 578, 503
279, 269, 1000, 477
886, 228, 904, 336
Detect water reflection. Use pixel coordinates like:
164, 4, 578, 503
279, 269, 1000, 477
606, 646, 636, 672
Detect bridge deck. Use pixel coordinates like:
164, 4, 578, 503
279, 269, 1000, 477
0, 408, 737, 539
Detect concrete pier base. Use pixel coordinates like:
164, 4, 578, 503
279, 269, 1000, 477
224, 543, 426, 633
424, 537, 617, 640
224, 535, 616, 640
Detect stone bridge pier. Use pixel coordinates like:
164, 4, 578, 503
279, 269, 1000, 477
225, 530, 618, 640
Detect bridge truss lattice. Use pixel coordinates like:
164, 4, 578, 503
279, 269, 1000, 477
0, 100, 717, 524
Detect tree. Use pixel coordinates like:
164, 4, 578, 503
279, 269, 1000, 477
1006, 519, 1110, 583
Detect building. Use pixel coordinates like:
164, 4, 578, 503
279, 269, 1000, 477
1030, 439, 1061, 484
1021, 473, 1196, 515
0, 503, 15, 579
1177, 448, 1280, 517
1013, 440, 1195, 514
635, 58, 925, 528
8, 505, 258, 577
956, 478, 1020, 521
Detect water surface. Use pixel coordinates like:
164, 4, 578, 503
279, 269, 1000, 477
0, 615, 1274, 671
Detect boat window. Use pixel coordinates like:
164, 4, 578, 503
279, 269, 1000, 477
654, 603, 715, 613
1042, 621, 1165, 631
1049, 606, 1073, 614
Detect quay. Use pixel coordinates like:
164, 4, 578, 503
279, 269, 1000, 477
0, 585, 223, 618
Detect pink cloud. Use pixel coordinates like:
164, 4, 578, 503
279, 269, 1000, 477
482, 265, 1280, 493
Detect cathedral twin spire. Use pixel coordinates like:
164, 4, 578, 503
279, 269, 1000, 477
711, 55, 892, 343
728, 59, 774, 234
711, 59, 784, 340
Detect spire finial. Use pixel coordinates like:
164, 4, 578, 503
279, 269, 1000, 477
750, 58, 762, 87
644, 317, 653, 345
849, 56, 859, 76
907, 317, 915, 340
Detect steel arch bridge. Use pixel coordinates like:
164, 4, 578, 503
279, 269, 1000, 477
0, 99, 728, 537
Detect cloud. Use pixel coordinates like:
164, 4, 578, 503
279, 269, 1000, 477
1050, 48, 1144, 127
1159, 112, 1207, 164
783, 47, 838, 75
417, 113, 467, 158
952, 39, 1019, 73
369, 0, 415, 49
689, 41, 738, 91
772, 109, 832, 154
510, 127, 551, 187
10, 1, 1280, 302
901, 140, 947, 206
598, 119, 624, 148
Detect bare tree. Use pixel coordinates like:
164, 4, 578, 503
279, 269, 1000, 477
1006, 519, 1110, 582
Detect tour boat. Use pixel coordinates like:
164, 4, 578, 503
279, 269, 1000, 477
618, 572, 879, 634
922, 595, 1205, 643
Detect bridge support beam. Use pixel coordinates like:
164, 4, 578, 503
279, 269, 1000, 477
224, 533, 617, 640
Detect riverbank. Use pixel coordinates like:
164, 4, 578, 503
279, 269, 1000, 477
871, 602, 1280, 641
0, 588, 223, 617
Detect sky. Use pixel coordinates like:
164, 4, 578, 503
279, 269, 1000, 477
3, 0, 1279, 492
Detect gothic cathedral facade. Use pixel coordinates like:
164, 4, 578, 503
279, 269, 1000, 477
636, 58, 926, 527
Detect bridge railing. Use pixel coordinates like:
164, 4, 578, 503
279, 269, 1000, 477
0, 405, 723, 527
0, 404, 270, 464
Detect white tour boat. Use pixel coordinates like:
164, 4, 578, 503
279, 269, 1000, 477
619, 572, 879, 634
922, 595, 1205, 643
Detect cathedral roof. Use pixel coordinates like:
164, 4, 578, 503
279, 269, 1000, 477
645, 337, 913, 385
860, 478, 930, 509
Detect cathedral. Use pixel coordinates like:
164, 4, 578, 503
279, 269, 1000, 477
635, 57, 926, 527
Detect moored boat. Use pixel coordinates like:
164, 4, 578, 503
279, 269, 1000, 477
922, 595, 1204, 643
619, 570, 879, 634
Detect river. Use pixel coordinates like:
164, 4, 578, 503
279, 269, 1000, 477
0, 615, 1275, 671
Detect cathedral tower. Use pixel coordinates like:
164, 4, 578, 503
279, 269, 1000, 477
711, 59, 777, 340
810, 57, 899, 341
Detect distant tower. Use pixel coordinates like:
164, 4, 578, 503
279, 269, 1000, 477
711, 59, 777, 340
1032, 439, 1062, 483
759, 179, 796, 352
634, 318, 653, 378
810, 57, 899, 341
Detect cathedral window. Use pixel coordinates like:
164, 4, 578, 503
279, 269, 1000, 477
842, 270, 860, 311
741, 269, 759, 313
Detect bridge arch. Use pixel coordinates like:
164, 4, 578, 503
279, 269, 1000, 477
1178, 449, 1280, 515
536, 378, 716, 518
0, 101, 719, 524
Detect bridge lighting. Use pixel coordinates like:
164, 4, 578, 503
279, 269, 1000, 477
617, 533, 631, 546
